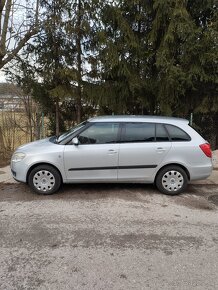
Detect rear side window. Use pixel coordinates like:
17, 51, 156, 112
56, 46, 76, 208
122, 123, 155, 142
165, 124, 191, 141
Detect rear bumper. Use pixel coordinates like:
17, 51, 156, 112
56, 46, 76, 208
189, 164, 213, 181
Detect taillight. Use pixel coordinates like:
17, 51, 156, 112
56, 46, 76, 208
199, 143, 212, 158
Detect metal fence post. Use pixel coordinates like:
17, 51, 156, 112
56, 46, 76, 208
41, 112, 44, 139
190, 112, 193, 126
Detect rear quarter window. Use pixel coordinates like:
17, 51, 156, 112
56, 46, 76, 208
165, 124, 191, 141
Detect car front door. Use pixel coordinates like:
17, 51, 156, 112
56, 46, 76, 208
64, 122, 120, 181
118, 123, 172, 181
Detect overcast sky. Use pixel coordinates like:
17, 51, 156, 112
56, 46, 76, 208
0, 71, 6, 82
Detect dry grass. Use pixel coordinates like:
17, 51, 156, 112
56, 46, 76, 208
0, 111, 49, 163
0, 111, 32, 151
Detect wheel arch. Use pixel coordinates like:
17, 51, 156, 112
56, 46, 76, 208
26, 162, 63, 184
155, 163, 190, 182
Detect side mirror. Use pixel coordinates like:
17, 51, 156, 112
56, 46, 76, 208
72, 137, 79, 145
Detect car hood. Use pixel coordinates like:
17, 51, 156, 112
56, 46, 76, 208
16, 137, 56, 153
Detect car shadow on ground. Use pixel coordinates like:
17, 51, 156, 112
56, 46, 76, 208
0, 182, 218, 212
0, 182, 158, 202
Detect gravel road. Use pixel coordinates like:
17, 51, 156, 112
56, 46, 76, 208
0, 183, 218, 290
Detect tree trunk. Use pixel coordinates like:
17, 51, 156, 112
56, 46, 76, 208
0, 126, 5, 154
76, 0, 82, 124
35, 112, 41, 140
55, 98, 59, 137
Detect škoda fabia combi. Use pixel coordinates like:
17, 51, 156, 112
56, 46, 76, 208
11, 116, 213, 195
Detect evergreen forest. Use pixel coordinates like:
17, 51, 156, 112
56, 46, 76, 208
1, 0, 217, 143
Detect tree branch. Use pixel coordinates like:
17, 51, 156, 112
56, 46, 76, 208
0, 0, 40, 69
0, 26, 38, 69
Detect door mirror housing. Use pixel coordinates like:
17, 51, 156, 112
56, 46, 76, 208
72, 137, 79, 145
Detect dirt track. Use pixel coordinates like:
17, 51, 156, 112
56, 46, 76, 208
0, 183, 218, 290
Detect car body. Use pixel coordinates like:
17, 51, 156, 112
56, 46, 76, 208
11, 115, 213, 195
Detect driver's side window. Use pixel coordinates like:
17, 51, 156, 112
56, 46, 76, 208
78, 122, 119, 144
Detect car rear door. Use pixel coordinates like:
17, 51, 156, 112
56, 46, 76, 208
118, 123, 172, 181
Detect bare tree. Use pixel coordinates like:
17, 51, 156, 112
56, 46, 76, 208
0, 0, 39, 69
0, 85, 43, 161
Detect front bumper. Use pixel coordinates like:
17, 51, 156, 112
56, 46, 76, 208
10, 160, 28, 183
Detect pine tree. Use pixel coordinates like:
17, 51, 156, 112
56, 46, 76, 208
149, 0, 218, 115
5, 0, 218, 128
96, 0, 217, 116
65, 0, 102, 123
6, 0, 102, 131
96, 0, 154, 114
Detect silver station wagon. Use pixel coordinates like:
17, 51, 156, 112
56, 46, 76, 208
11, 115, 213, 195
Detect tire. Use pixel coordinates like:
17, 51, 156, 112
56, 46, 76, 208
28, 165, 61, 195
155, 165, 188, 195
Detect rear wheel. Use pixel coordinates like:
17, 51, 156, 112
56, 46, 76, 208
28, 165, 61, 195
155, 166, 188, 195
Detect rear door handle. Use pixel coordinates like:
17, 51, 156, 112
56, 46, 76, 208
108, 149, 117, 154
156, 147, 167, 152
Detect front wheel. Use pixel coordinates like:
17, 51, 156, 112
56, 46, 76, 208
28, 165, 61, 195
155, 166, 188, 195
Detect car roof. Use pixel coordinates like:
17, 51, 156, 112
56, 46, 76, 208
88, 115, 189, 124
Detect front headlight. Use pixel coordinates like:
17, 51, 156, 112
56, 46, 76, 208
12, 152, 26, 162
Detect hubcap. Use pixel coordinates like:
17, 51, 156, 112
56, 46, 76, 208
162, 170, 184, 192
33, 170, 55, 192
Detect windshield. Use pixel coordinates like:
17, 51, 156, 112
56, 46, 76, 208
57, 121, 87, 143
